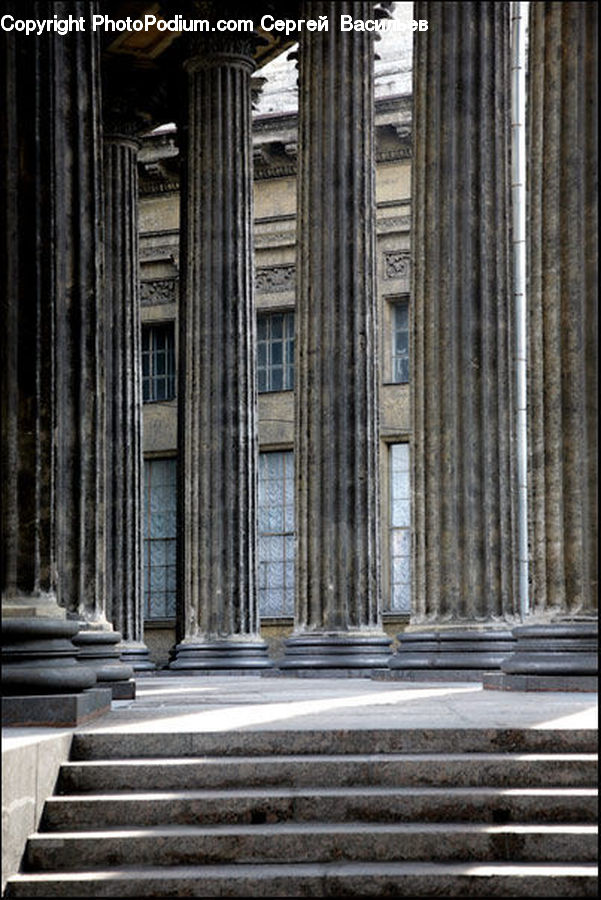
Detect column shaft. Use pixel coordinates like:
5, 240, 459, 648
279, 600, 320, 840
391, 2, 517, 675
527, 1, 598, 618
411, 0, 516, 622
51, 4, 133, 694
1, 2, 110, 718
103, 133, 154, 670
1, 1, 57, 617
170, 36, 270, 669
281, 1, 391, 670
494, 2, 598, 690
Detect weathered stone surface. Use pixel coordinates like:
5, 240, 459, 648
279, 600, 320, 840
409, 2, 517, 625
0, 0, 64, 622
281, 1, 390, 669
501, 623, 598, 676
70, 726, 597, 761
281, 635, 392, 670
41, 786, 597, 830
49, 4, 106, 629
0, 3, 136, 708
170, 30, 270, 669
5, 864, 599, 898
72, 629, 135, 693
483, 672, 599, 694
1, 618, 97, 698
527, 3, 598, 618
6, 714, 596, 896
22, 822, 599, 869
389, 629, 516, 676
103, 104, 153, 671
1, 689, 111, 729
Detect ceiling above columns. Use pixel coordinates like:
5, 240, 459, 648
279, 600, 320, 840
100, 1, 300, 134
101, 1, 298, 66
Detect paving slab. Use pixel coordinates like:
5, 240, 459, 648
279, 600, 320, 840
18, 675, 596, 736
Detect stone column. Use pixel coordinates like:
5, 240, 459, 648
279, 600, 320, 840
498, 2, 598, 689
103, 94, 154, 672
168, 30, 271, 670
280, 1, 391, 671
0, 2, 109, 724
390, 1, 518, 677
51, 6, 134, 697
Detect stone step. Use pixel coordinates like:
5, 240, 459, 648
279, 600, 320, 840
7, 861, 598, 897
41, 786, 599, 829
70, 727, 599, 759
57, 753, 597, 793
24, 822, 599, 871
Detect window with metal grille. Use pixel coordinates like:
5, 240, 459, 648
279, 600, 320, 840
142, 323, 175, 402
389, 443, 411, 612
143, 458, 176, 620
391, 299, 409, 383
257, 312, 294, 392
258, 450, 294, 616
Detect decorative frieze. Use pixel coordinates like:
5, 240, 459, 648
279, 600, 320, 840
383, 249, 410, 284
255, 264, 296, 293
140, 279, 178, 306
141, 269, 298, 304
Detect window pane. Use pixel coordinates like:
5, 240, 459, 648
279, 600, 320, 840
144, 458, 177, 620
271, 368, 283, 391
391, 300, 409, 384
142, 324, 176, 403
258, 451, 295, 617
271, 315, 283, 338
257, 312, 295, 393
388, 443, 411, 614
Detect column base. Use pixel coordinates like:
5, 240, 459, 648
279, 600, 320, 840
118, 641, 156, 672
374, 668, 488, 683
388, 628, 516, 679
73, 628, 136, 699
1, 617, 98, 695
278, 633, 392, 671
168, 639, 273, 670
2, 687, 112, 727
490, 622, 598, 691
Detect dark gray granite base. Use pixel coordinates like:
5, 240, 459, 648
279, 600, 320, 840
1, 688, 112, 727
168, 640, 273, 670
109, 680, 136, 700
483, 672, 598, 692
119, 647, 156, 672
279, 634, 393, 671
269, 667, 390, 679
497, 622, 598, 691
388, 629, 516, 674
373, 669, 488, 683
152, 668, 272, 677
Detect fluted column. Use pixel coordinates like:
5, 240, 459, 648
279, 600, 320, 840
103, 101, 154, 672
169, 31, 270, 670
498, 2, 598, 688
1, 2, 109, 721
51, 5, 133, 696
390, 2, 518, 676
280, 1, 391, 671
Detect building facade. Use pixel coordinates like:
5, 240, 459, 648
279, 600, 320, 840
137, 87, 414, 663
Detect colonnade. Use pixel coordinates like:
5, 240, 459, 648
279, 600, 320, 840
1, 2, 597, 724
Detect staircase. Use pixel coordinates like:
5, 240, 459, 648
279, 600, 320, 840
5, 727, 598, 897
